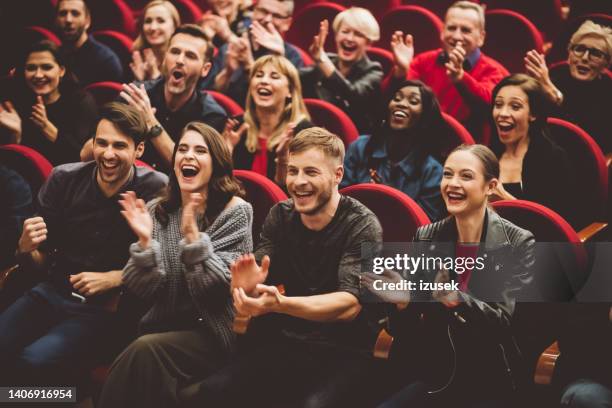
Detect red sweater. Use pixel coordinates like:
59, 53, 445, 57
386, 49, 508, 142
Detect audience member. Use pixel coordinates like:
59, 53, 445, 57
300, 8, 383, 134
224, 55, 311, 183
131, 0, 181, 82
116, 24, 227, 173
97, 122, 252, 408
55, 0, 124, 85
525, 20, 612, 154
0, 103, 167, 387
199, 0, 252, 48
368, 144, 534, 407
206, 0, 304, 106
489, 74, 577, 225
184, 127, 384, 408
0, 41, 98, 166
386, 1, 508, 141
342, 79, 446, 221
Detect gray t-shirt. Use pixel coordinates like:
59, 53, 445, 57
254, 195, 383, 350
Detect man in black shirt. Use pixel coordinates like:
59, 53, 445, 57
55, 0, 123, 85
119, 24, 227, 173
0, 103, 167, 386
187, 127, 384, 407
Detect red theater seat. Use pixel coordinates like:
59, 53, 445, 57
89, 0, 137, 38
207, 90, 244, 116
335, 0, 401, 22
92, 30, 134, 73
85, 82, 123, 108
172, 0, 204, 24
0, 144, 53, 196
378, 6, 444, 54
435, 112, 475, 162
304, 98, 359, 147
482, 9, 543, 74
286, 2, 346, 52
401, 0, 480, 19
233, 170, 287, 244
484, 0, 564, 41
366, 47, 394, 77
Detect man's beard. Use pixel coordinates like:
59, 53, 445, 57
61, 25, 85, 45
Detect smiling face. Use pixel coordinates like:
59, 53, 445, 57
441, 7, 484, 56
24, 51, 65, 99
249, 62, 291, 110
335, 23, 369, 65
162, 33, 210, 96
174, 129, 213, 194
93, 119, 143, 192
441, 150, 495, 216
388, 85, 423, 130
55, 0, 90, 44
252, 0, 293, 35
493, 85, 533, 146
286, 147, 341, 216
143, 4, 176, 47
568, 35, 610, 81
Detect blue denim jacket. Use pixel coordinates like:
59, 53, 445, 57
341, 135, 445, 221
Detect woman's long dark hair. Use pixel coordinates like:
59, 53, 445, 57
155, 122, 245, 227
13, 40, 79, 105
365, 79, 449, 175
490, 73, 554, 156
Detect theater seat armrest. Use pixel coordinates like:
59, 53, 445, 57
373, 328, 394, 359
605, 153, 612, 167
577, 222, 608, 242
534, 341, 560, 385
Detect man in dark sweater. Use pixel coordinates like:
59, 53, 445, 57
119, 24, 227, 173
0, 103, 167, 387
55, 0, 123, 85
185, 127, 385, 407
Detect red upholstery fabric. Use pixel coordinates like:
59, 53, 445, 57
207, 90, 244, 116
135, 159, 153, 169
568, 0, 612, 19
546, 117, 608, 227
0, 144, 53, 196
233, 170, 288, 244
172, 0, 204, 24
367, 47, 394, 77
89, 0, 137, 38
340, 183, 430, 242
401, 0, 480, 19
335, 0, 401, 21
482, 9, 543, 74
485, 0, 564, 41
377, 6, 443, 54
7, 26, 62, 73
84, 81, 123, 108
294, 45, 314, 67
23, 26, 62, 46
304, 98, 359, 147
91, 30, 134, 73
286, 2, 346, 52
547, 14, 612, 65
123, 0, 150, 13
437, 112, 475, 160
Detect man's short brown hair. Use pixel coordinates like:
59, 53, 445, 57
288, 127, 345, 164
97, 102, 148, 144
171, 24, 214, 62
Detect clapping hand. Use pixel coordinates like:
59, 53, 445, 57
309, 19, 329, 62
233, 283, 280, 317
119, 191, 153, 248
0, 100, 22, 141
181, 193, 204, 244
250, 21, 284, 55
222, 118, 249, 153
390, 31, 414, 78
230, 253, 270, 295
445, 41, 466, 82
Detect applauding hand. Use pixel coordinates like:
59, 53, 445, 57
119, 191, 153, 248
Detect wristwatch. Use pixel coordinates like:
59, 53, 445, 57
148, 124, 163, 139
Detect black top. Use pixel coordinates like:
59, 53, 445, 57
15, 90, 98, 166
36, 161, 168, 294
300, 54, 383, 134
551, 64, 612, 154
254, 195, 383, 350
232, 118, 313, 181
138, 77, 228, 172
62, 36, 124, 86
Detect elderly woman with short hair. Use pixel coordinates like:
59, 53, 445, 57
524, 20, 612, 153
300, 7, 383, 133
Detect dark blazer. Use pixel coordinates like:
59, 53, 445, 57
389, 209, 535, 397
300, 54, 383, 134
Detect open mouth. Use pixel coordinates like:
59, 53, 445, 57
340, 43, 358, 53
102, 161, 119, 172
446, 191, 466, 203
575, 65, 591, 75
256, 88, 272, 97
181, 164, 199, 178
32, 80, 50, 87
293, 190, 314, 200
497, 122, 515, 132
392, 110, 408, 119
172, 70, 185, 80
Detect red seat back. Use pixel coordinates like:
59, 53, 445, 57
378, 6, 443, 53
304, 98, 359, 147
286, 2, 346, 52
89, 0, 137, 38
435, 112, 475, 162
482, 9, 543, 74
485, 0, 564, 41
84, 81, 123, 108
335, 0, 401, 22
367, 47, 394, 77
92, 30, 134, 74
0, 144, 53, 196
401, 0, 480, 19
207, 90, 244, 117
233, 170, 288, 244
341, 183, 430, 242
172, 0, 203, 24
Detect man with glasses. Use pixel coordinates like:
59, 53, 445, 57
203, 0, 304, 106
524, 19, 612, 154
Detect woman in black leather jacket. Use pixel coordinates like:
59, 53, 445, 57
375, 144, 535, 408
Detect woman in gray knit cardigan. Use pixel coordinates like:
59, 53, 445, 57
98, 122, 253, 408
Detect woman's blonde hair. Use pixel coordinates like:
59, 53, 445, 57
133, 0, 181, 51
244, 55, 310, 153
332, 7, 380, 43
569, 20, 612, 60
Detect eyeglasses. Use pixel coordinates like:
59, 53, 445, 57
569, 44, 609, 62
253, 6, 290, 21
